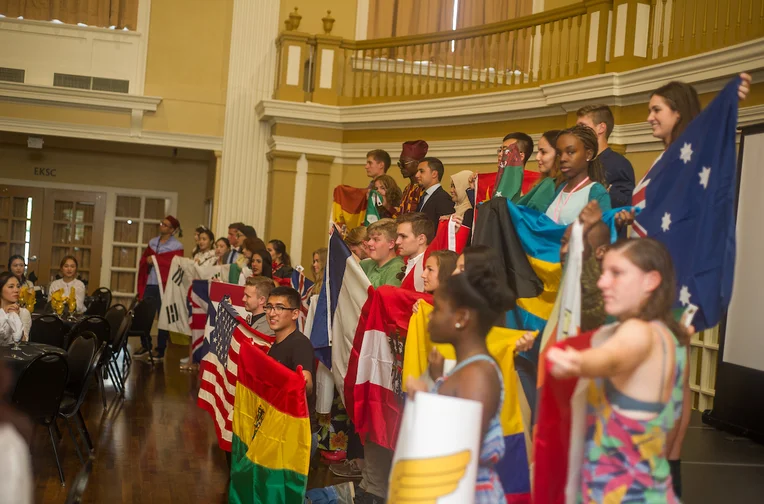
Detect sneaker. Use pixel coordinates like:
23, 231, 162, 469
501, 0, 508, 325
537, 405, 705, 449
150, 351, 164, 362
133, 347, 149, 358
180, 357, 190, 365
330, 459, 363, 479
354, 490, 382, 504
334, 482, 355, 504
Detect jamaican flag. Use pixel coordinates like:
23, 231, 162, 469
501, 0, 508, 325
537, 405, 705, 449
230, 338, 311, 503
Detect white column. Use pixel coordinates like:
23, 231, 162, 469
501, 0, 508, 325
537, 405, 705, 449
215, 0, 279, 237
289, 154, 309, 267
355, 0, 370, 40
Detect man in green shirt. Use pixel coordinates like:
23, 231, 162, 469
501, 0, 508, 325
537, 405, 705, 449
360, 218, 405, 288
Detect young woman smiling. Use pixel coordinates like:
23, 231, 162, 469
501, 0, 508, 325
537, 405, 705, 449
516, 129, 563, 212
545, 124, 611, 225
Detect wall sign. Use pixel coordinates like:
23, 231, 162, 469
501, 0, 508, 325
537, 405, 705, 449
34, 167, 57, 177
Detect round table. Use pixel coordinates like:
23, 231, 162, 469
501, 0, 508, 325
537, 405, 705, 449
0, 342, 67, 397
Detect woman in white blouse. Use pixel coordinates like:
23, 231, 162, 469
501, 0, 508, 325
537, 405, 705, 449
0, 272, 31, 345
48, 256, 86, 314
193, 229, 217, 267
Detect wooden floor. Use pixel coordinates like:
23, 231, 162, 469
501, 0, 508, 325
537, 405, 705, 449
31, 342, 230, 503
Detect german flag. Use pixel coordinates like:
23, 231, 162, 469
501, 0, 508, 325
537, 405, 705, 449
229, 338, 311, 503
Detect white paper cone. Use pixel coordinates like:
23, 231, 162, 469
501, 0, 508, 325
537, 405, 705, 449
390, 392, 483, 504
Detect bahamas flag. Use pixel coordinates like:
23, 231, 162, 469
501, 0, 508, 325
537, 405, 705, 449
230, 337, 311, 503
403, 300, 532, 504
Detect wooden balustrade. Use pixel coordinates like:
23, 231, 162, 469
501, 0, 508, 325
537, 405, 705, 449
274, 0, 764, 105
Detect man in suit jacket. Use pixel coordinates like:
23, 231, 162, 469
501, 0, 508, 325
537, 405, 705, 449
414, 157, 455, 229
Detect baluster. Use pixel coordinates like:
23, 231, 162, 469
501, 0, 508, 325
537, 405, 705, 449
679, 0, 687, 55
537, 23, 545, 81
724, 0, 731, 44
691, 0, 698, 50
459, 37, 467, 92
377, 48, 384, 98
509, 30, 517, 86
565, 17, 573, 77
443, 40, 451, 93
657, 0, 668, 57
647, 0, 657, 59
556, 20, 562, 79
426, 42, 434, 94
546, 22, 554, 81
406, 44, 413, 96
469, 36, 476, 91
747, 0, 754, 38
702, 0, 709, 49
479, 35, 486, 89
575, 15, 582, 74
713, 0, 720, 45
360, 48, 367, 97
530, 25, 537, 83
668, 0, 677, 56
760, 0, 763, 25
736, 0, 743, 38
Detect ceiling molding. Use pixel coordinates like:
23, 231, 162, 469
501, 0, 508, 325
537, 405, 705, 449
271, 104, 764, 164
0, 116, 222, 150
257, 39, 764, 131
0, 82, 161, 112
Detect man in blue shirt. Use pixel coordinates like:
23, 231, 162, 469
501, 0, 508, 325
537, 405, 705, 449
576, 104, 635, 209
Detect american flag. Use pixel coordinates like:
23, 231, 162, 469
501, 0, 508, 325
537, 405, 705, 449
197, 295, 275, 451
632, 77, 740, 331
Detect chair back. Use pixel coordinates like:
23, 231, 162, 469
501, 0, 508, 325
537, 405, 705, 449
128, 297, 158, 337
114, 311, 134, 352
71, 316, 111, 352
28, 315, 67, 349
65, 332, 97, 395
104, 304, 127, 346
84, 287, 112, 316
12, 352, 68, 423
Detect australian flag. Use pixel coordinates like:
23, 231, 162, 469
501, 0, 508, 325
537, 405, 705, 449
633, 77, 740, 331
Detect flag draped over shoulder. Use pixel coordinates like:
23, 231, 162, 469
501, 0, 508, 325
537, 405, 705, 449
345, 286, 429, 450
229, 339, 311, 504
522, 170, 542, 195
197, 296, 275, 451
332, 185, 368, 232
309, 229, 372, 405
632, 77, 740, 332
404, 300, 532, 504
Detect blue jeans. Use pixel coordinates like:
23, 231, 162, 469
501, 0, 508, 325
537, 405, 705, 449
143, 284, 168, 355
305, 486, 340, 504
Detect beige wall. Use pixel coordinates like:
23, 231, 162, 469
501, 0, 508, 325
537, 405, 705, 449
0, 136, 211, 253
142, 0, 234, 137
279, 0, 357, 39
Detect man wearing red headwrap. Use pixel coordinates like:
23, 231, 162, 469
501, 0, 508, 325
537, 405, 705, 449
135, 215, 184, 361
392, 140, 428, 218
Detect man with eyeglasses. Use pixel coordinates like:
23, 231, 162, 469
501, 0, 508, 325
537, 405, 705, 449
393, 140, 428, 218
265, 286, 317, 457
135, 215, 184, 361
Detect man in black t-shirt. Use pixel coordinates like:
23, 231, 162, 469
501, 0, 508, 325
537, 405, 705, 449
266, 287, 315, 416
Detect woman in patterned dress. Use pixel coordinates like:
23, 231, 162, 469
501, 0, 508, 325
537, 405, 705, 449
407, 247, 515, 503
547, 238, 688, 503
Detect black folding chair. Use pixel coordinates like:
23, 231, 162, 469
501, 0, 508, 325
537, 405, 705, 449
104, 304, 126, 347
84, 287, 112, 317
71, 316, 116, 406
60, 334, 97, 465
113, 311, 134, 384
29, 315, 67, 349
12, 352, 69, 485
127, 296, 159, 365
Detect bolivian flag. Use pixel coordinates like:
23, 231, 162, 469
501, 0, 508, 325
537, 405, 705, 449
229, 338, 311, 504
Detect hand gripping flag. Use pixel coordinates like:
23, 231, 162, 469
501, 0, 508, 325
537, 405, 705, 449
632, 77, 740, 331
197, 296, 275, 451
229, 340, 311, 504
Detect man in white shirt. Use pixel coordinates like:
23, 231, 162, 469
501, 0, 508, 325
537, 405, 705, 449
395, 212, 435, 292
414, 157, 455, 229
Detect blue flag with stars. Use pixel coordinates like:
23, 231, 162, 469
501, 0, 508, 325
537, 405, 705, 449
210, 295, 238, 368
632, 77, 739, 331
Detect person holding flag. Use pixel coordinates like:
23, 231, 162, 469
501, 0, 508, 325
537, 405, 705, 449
546, 238, 688, 504
406, 250, 516, 503
135, 215, 184, 361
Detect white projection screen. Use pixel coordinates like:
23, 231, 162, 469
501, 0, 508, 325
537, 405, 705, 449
722, 129, 764, 371
705, 124, 764, 444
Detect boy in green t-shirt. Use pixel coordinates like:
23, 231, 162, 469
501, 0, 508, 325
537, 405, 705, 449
360, 218, 405, 288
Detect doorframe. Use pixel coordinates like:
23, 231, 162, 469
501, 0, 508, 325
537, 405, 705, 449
0, 178, 177, 290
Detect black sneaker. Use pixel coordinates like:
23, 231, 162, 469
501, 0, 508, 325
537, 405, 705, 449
151, 351, 165, 362
134, 347, 149, 356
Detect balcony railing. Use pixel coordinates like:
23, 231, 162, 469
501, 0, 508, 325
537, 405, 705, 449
273, 0, 764, 105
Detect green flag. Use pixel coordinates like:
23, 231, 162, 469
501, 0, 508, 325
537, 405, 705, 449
494, 144, 525, 201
